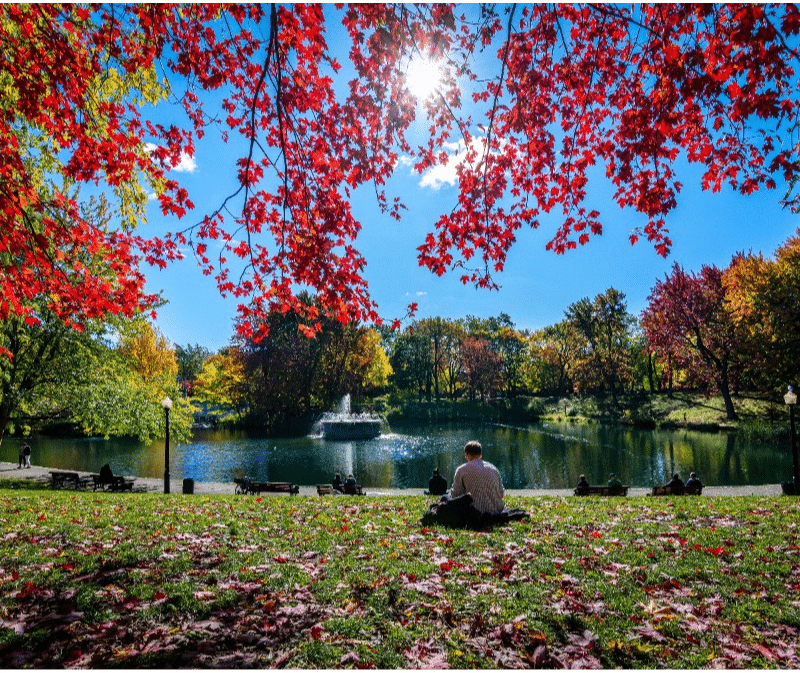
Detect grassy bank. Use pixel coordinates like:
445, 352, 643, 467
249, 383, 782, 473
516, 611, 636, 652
1, 483, 799, 668
385, 392, 785, 437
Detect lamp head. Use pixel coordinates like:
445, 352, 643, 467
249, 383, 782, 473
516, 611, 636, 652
162, 397, 173, 411
785, 386, 797, 407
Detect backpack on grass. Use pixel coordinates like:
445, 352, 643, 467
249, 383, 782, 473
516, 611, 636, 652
420, 493, 529, 530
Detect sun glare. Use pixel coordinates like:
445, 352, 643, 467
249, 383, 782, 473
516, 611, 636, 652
405, 56, 444, 102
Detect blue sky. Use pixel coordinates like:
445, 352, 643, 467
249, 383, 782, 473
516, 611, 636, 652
140, 13, 800, 353
144, 145, 798, 353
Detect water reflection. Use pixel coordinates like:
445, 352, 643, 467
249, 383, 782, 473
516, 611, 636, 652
1, 420, 792, 489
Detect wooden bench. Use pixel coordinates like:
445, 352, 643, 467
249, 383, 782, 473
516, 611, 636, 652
50, 471, 90, 490
91, 474, 134, 492
316, 484, 336, 496
574, 485, 628, 497
234, 478, 298, 495
650, 484, 703, 496
342, 483, 365, 496
251, 481, 299, 495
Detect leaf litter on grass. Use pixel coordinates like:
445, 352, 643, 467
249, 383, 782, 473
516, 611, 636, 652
0, 491, 798, 667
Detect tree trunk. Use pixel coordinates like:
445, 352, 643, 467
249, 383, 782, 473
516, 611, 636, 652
718, 366, 739, 421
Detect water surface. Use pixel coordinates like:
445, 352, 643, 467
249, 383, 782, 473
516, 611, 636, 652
3, 420, 792, 490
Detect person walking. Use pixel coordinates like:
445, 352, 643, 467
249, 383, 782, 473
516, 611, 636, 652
21, 444, 31, 469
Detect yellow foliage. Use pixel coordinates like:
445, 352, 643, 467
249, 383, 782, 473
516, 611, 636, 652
193, 350, 245, 407
118, 322, 177, 387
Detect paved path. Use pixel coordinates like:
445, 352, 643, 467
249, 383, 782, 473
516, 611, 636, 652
0, 462, 785, 498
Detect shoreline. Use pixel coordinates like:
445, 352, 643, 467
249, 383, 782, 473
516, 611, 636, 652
0, 462, 785, 498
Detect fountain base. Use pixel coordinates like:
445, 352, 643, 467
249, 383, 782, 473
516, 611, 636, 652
322, 418, 382, 441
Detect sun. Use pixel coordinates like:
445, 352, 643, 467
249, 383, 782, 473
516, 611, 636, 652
404, 55, 445, 102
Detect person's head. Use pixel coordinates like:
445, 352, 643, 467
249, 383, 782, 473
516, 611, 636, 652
673, 473, 680, 479
690, 471, 697, 478
464, 441, 483, 459
433, 468, 440, 475
335, 473, 341, 478
579, 474, 586, 481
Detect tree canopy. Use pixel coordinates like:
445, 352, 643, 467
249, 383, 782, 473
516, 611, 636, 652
3, 4, 800, 343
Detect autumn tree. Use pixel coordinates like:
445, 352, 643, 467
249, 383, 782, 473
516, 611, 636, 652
315, 325, 392, 405
236, 300, 390, 434
193, 349, 246, 415
0, 309, 191, 443
460, 337, 503, 402
527, 321, 580, 395
642, 263, 744, 420
176, 343, 213, 395
724, 231, 800, 390
565, 288, 635, 404
117, 322, 178, 387
438, 320, 468, 399
390, 327, 434, 402
4, 4, 800, 344
464, 314, 529, 397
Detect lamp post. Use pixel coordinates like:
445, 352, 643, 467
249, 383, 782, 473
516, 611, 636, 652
784, 386, 799, 495
162, 397, 172, 494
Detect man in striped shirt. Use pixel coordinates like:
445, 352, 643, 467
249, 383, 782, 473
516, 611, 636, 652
448, 440, 505, 515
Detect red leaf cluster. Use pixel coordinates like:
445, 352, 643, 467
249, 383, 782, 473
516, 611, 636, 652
2, 5, 799, 338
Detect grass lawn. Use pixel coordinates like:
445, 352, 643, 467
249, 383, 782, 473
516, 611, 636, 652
0, 484, 799, 668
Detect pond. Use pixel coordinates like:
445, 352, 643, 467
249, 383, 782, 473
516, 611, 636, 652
2, 420, 793, 490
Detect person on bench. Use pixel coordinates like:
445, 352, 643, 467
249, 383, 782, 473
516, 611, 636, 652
331, 473, 343, 493
685, 472, 702, 492
575, 474, 591, 496
664, 473, 685, 494
425, 468, 448, 496
341, 474, 363, 495
606, 473, 624, 496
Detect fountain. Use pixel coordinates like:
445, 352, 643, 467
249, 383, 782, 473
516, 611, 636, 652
316, 394, 383, 441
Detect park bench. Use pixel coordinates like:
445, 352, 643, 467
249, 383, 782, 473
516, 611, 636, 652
49, 471, 90, 490
342, 483, 365, 496
650, 484, 703, 496
316, 484, 336, 496
574, 485, 628, 497
234, 477, 299, 495
91, 469, 134, 492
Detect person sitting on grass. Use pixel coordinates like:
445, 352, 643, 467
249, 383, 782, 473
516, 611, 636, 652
421, 441, 527, 529
448, 441, 505, 516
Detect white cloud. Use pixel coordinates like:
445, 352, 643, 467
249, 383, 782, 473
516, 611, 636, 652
415, 137, 490, 190
173, 152, 197, 173
144, 142, 197, 173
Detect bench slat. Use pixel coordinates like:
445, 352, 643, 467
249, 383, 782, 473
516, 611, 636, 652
575, 485, 628, 496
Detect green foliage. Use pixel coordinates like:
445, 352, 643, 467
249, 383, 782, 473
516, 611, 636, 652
0, 310, 191, 444
175, 343, 212, 383
0, 489, 798, 668
235, 300, 392, 433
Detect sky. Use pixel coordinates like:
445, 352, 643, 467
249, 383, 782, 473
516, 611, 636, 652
139, 13, 800, 353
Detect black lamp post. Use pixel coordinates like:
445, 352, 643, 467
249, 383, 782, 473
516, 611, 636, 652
162, 396, 172, 494
784, 386, 800, 495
